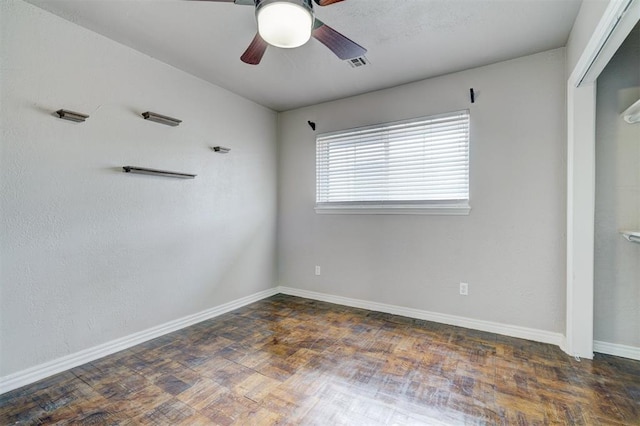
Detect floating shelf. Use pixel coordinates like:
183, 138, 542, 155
141, 111, 182, 126
622, 99, 640, 124
123, 166, 195, 179
56, 109, 89, 122
621, 231, 640, 244
211, 146, 231, 154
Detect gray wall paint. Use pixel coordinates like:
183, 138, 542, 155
0, 0, 277, 376
278, 49, 567, 333
595, 24, 640, 347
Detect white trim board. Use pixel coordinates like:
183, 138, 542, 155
0, 285, 571, 396
277, 286, 565, 348
572, 0, 640, 86
594, 341, 640, 361
0, 287, 280, 395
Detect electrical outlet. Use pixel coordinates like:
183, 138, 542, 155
315, 266, 321, 276
460, 282, 468, 296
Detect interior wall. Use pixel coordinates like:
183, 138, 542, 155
0, 0, 278, 377
594, 23, 640, 348
278, 49, 567, 334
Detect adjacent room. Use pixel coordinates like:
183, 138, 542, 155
1, 0, 639, 424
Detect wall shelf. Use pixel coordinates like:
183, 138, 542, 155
622, 99, 640, 124
122, 166, 196, 179
141, 111, 182, 126
56, 109, 89, 122
621, 231, 640, 244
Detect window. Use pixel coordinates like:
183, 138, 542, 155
315, 110, 470, 215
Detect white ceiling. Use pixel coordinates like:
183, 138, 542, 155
25, 0, 582, 111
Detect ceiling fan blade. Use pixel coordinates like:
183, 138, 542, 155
314, 0, 346, 5
241, 33, 268, 65
312, 19, 366, 60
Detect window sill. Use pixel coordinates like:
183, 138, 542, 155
314, 203, 471, 216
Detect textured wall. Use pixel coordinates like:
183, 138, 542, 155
278, 49, 567, 333
0, 0, 277, 376
594, 24, 640, 348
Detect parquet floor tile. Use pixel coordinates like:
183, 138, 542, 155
1, 294, 639, 425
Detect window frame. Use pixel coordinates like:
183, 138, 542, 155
315, 110, 471, 215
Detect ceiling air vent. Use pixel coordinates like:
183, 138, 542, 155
347, 56, 369, 68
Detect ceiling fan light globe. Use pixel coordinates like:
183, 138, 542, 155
257, 1, 313, 48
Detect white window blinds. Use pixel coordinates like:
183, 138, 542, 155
316, 110, 470, 211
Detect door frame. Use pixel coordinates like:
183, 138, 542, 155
565, 0, 640, 358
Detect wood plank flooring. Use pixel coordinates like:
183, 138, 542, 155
1, 294, 639, 425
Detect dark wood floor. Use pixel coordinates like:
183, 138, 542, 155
1, 294, 639, 425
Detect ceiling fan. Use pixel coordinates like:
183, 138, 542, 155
197, 0, 367, 65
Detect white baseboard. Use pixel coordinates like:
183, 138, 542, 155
0, 287, 279, 395
0, 285, 581, 396
277, 286, 565, 348
594, 340, 640, 361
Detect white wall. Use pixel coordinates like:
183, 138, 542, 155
0, 0, 277, 377
278, 49, 567, 333
595, 24, 640, 348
